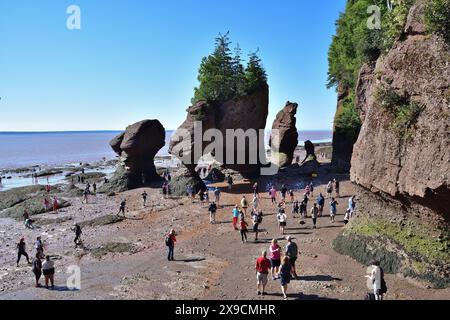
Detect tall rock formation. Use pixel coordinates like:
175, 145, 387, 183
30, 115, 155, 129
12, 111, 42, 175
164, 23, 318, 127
104, 120, 166, 191
269, 101, 299, 168
334, 0, 450, 288
169, 84, 269, 178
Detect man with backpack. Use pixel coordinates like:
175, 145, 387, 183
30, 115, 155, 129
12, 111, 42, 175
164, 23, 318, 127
251, 209, 263, 241
73, 224, 82, 247
214, 187, 221, 207
285, 236, 298, 278
208, 201, 217, 224
317, 193, 325, 217
165, 229, 177, 261
118, 199, 126, 217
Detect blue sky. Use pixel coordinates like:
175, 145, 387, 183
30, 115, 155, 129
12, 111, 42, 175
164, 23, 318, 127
0, 0, 346, 131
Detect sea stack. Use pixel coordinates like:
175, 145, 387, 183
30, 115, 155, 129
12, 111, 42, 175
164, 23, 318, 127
269, 101, 298, 168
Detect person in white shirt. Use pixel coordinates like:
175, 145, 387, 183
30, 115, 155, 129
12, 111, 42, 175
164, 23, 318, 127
366, 261, 384, 300
277, 205, 287, 235
42, 255, 55, 289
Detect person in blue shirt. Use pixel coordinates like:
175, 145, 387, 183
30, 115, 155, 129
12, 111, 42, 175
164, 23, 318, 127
330, 198, 338, 223
316, 193, 325, 217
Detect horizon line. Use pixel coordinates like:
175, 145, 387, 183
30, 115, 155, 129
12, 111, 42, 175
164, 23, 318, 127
0, 129, 334, 134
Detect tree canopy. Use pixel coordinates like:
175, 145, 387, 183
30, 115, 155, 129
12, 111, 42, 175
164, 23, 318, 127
192, 32, 267, 104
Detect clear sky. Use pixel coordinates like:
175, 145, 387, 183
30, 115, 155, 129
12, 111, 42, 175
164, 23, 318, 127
0, 0, 346, 131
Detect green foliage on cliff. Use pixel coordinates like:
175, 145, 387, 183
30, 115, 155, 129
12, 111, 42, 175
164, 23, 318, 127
334, 93, 361, 138
192, 32, 267, 104
328, 0, 415, 137
425, 0, 450, 44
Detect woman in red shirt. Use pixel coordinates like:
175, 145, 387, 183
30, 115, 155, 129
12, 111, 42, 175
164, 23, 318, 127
240, 217, 248, 243
166, 229, 177, 261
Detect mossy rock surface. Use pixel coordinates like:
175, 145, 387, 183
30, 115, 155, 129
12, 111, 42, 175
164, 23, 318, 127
333, 216, 450, 288
0, 196, 71, 219
0, 185, 46, 211
91, 242, 138, 259
79, 215, 124, 228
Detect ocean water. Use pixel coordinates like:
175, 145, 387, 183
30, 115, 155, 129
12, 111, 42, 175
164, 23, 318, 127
0, 130, 332, 171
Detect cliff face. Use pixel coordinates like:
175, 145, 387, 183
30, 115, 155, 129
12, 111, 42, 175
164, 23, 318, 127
334, 0, 450, 288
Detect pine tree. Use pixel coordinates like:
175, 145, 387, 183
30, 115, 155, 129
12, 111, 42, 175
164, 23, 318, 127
244, 50, 267, 94
231, 44, 246, 97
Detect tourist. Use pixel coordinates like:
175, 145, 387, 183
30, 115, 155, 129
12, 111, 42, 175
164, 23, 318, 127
82, 188, 89, 204
199, 188, 206, 207
73, 224, 82, 247
42, 255, 55, 289
32, 253, 42, 288
317, 193, 325, 217
165, 229, 177, 261
142, 190, 148, 207
366, 261, 387, 300
93, 182, 97, 194
253, 182, 259, 196
240, 216, 249, 243
292, 200, 299, 218
330, 198, 338, 223
186, 185, 194, 200
270, 186, 277, 205
232, 205, 240, 230
35, 236, 44, 259
326, 181, 333, 199
251, 209, 263, 241
16, 237, 31, 267
279, 256, 292, 300
311, 203, 319, 229
43, 197, 50, 211
241, 196, 249, 216
255, 250, 271, 295
285, 236, 298, 278
118, 199, 126, 217
334, 179, 340, 198
208, 201, 217, 224
302, 194, 309, 216
344, 209, 351, 225
214, 187, 221, 207
52, 196, 59, 213
309, 182, 314, 197
299, 199, 307, 218
289, 190, 295, 203
205, 188, 209, 203
269, 239, 281, 280
277, 204, 287, 235
227, 175, 233, 190
251, 195, 259, 211
348, 196, 356, 217
281, 185, 288, 202
162, 181, 168, 199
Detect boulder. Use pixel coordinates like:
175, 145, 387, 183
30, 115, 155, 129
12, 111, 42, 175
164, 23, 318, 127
107, 120, 166, 190
269, 101, 299, 168
169, 84, 269, 178
169, 168, 206, 197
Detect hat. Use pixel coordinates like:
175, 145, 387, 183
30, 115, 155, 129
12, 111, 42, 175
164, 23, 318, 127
286, 236, 292, 241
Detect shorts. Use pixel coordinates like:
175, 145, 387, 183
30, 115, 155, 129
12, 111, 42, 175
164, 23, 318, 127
270, 259, 281, 268
43, 268, 54, 276
330, 210, 336, 216
256, 272, 268, 286
279, 221, 286, 227
288, 256, 297, 266
280, 276, 290, 286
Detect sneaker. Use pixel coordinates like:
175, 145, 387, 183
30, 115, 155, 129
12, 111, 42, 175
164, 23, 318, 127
257, 291, 261, 295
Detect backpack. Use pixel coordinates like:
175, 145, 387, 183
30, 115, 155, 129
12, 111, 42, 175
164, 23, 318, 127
257, 214, 263, 224
165, 236, 172, 246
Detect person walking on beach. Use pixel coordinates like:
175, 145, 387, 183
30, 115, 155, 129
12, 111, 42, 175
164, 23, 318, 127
253, 182, 259, 197
255, 250, 271, 296
93, 182, 97, 194
16, 238, 31, 267
35, 236, 44, 259
214, 187, 221, 207
279, 256, 292, 300
251, 195, 259, 211
165, 229, 177, 261
52, 196, 59, 213
311, 203, 319, 229
142, 191, 148, 207
280, 185, 288, 202
330, 198, 338, 223
285, 236, 298, 278
289, 190, 295, 203
73, 224, 82, 247
348, 196, 356, 217
208, 201, 217, 224
240, 216, 249, 243
317, 193, 325, 217
118, 200, 126, 217
32, 253, 42, 288
231, 205, 239, 230
269, 239, 281, 280
334, 179, 340, 198
326, 181, 333, 199
292, 200, 299, 218
43, 197, 50, 211
270, 186, 277, 205
299, 199, 307, 218
251, 209, 263, 241
227, 175, 233, 190
82, 188, 89, 204
277, 204, 287, 235
42, 255, 55, 289
366, 261, 387, 300
162, 181, 169, 199
309, 182, 314, 197
240, 196, 249, 216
